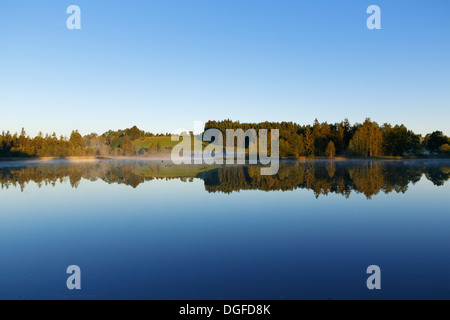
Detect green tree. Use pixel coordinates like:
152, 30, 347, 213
18, 128, 28, 152
304, 127, 315, 157
326, 141, 336, 158
439, 144, 450, 156
383, 124, 423, 156
122, 136, 136, 155
69, 130, 86, 156
313, 120, 331, 156
126, 126, 143, 141
423, 131, 448, 154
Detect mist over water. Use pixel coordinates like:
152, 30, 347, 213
0, 159, 449, 299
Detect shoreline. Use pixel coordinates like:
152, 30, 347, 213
0, 155, 449, 163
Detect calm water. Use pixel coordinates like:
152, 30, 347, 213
0, 159, 449, 300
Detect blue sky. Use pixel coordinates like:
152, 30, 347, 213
0, 0, 449, 137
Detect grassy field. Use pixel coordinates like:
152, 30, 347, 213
133, 136, 178, 152
133, 136, 208, 153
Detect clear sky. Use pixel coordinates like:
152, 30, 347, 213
0, 0, 449, 137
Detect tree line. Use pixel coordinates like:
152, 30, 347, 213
205, 119, 450, 158
1, 120, 450, 158
0, 126, 171, 158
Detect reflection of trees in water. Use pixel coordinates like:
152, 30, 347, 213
348, 163, 385, 199
203, 161, 450, 199
424, 166, 450, 186
0, 161, 214, 191
0, 161, 156, 191
0, 160, 449, 199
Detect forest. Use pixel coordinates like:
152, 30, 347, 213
205, 119, 450, 158
1, 119, 449, 159
0, 126, 172, 158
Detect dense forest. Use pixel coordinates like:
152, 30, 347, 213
205, 119, 450, 158
1, 119, 450, 159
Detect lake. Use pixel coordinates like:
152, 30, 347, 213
0, 159, 449, 300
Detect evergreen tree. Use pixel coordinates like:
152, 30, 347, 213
304, 127, 315, 157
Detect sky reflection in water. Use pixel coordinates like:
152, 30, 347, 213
0, 159, 449, 300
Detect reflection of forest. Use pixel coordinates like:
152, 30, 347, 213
0, 161, 205, 191
202, 161, 450, 198
1, 160, 449, 199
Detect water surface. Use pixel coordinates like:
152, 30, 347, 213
0, 159, 449, 299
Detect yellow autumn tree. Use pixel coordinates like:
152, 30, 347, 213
348, 119, 383, 157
